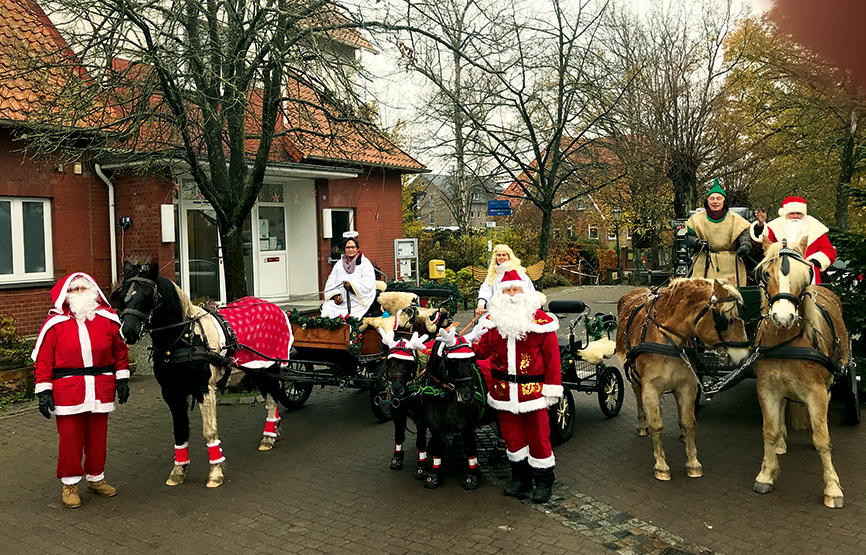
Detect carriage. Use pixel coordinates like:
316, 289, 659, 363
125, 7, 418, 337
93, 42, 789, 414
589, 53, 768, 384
280, 287, 457, 423
546, 299, 624, 444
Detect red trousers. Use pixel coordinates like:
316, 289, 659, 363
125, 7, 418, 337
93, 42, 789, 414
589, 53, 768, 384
55, 412, 108, 481
497, 409, 552, 466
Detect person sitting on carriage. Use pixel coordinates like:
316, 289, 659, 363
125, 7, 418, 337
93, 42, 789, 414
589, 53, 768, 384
685, 179, 755, 286
32, 273, 131, 509
468, 270, 562, 503
320, 232, 377, 318
475, 244, 539, 316
750, 196, 836, 284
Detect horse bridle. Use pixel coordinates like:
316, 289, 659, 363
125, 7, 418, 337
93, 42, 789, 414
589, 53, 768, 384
384, 343, 423, 408
761, 247, 814, 309
119, 275, 161, 331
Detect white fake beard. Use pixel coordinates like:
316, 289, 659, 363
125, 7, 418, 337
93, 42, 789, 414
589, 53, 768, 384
488, 290, 536, 341
785, 218, 803, 245
67, 289, 99, 321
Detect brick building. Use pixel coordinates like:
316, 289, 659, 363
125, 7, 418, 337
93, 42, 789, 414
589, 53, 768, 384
0, 0, 424, 335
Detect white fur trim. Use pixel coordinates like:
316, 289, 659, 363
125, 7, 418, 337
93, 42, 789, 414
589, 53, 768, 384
115, 369, 131, 380
61, 476, 82, 485
528, 453, 555, 469
85, 473, 105, 482
780, 201, 807, 216
35, 382, 52, 393
418, 451, 427, 460
506, 446, 530, 462
174, 443, 189, 449
542, 384, 563, 397
808, 251, 832, 271
531, 314, 559, 334
749, 221, 765, 242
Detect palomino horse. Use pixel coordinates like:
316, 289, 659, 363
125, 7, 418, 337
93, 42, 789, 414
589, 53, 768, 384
114, 260, 293, 488
752, 237, 849, 508
377, 329, 431, 479
616, 278, 750, 480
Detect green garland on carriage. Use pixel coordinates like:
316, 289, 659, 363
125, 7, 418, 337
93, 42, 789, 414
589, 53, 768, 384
287, 309, 364, 358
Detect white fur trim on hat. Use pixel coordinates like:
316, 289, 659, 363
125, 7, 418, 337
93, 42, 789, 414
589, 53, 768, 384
779, 197, 807, 217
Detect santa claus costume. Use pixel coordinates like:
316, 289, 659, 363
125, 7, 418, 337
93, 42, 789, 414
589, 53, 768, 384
750, 196, 836, 283
470, 270, 562, 503
32, 273, 130, 508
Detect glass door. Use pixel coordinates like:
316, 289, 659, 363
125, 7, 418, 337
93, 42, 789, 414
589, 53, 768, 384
185, 208, 223, 302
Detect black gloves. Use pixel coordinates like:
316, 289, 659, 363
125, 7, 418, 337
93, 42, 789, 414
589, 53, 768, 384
116, 378, 130, 405
37, 391, 55, 419
690, 237, 709, 253
736, 244, 752, 258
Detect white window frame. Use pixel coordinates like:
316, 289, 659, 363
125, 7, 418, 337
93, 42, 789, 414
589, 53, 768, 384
588, 224, 598, 239
0, 197, 54, 284
607, 228, 617, 240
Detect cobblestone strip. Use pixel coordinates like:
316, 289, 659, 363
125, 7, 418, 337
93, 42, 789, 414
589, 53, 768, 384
477, 431, 719, 555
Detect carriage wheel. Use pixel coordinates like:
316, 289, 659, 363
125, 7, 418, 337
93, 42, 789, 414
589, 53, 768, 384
548, 388, 575, 445
845, 365, 861, 425
598, 366, 624, 418
369, 360, 393, 423
279, 380, 313, 411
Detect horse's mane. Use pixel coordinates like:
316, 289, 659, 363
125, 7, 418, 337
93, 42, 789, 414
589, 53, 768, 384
153, 276, 188, 323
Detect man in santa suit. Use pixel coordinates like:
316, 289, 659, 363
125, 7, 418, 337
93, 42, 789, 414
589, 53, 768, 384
468, 270, 562, 503
32, 273, 131, 509
751, 196, 836, 283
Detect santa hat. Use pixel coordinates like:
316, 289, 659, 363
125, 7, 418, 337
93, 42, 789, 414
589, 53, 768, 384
48, 272, 112, 316
496, 269, 525, 291
779, 196, 807, 217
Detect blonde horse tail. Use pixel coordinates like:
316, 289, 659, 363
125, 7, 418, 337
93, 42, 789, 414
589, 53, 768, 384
785, 399, 812, 431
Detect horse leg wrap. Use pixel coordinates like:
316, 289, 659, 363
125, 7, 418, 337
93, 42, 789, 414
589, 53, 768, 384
263, 417, 280, 438
174, 443, 190, 466
207, 440, 226, 464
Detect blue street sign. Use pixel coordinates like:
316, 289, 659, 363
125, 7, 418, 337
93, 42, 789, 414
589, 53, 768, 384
487, 200, 512, 216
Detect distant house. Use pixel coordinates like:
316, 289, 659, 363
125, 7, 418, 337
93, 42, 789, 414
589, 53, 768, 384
408, 173, 499, 230
0, 0, 425, 335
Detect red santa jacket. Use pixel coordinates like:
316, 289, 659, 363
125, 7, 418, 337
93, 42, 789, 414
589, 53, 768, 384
31, 273, 130, 415
472, 309, 562, 414
751, 216, 836, 283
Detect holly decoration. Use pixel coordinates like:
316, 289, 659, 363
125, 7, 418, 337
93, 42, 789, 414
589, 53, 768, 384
288, 309, 363, 358
583, 314, 617, 342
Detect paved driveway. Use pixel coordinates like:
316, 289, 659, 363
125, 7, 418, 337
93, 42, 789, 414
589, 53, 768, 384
1, 284, 863, 555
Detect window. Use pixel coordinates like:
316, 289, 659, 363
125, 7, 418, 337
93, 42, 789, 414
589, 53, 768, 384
626, 229, 633, 240
588, 224, 598, 239
576, 197, 586, 211
559, 196, 570, 209
0, 197, 53, 283
567, 226, 574, 239
429, 197, 434, 208
429, 213, 435, 225
608, 228, 617, 240
328, 208, 355, 259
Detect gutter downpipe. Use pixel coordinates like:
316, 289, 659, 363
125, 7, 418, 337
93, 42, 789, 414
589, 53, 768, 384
94, 164, 118, 284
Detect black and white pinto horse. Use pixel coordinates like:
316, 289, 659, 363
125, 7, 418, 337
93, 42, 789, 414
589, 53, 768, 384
114, 261, 293, 488
377, 329, 431, 480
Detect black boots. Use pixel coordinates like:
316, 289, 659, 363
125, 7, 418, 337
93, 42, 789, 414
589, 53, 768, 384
503, 460, 533, 496
531, 466, 555, 504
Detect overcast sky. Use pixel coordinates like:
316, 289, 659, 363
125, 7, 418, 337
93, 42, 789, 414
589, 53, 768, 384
364, 0, 774, 173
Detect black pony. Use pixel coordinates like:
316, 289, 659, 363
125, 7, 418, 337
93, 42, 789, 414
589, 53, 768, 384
377, 330, 431, 480
420, 328, 492, 490
113, 260, 293, 488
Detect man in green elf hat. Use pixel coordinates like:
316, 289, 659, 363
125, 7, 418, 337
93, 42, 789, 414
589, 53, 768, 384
684, 179, 753, 286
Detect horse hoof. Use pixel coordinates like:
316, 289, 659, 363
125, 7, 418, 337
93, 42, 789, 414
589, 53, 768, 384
424, 473, 441, 489
258, 438, 275, 451
206, 478, 223, 488
753, 481, 773, 494
654, 470, 671, 481
166, 466, 186, 486
824, 496, 844, 509
463, 473, 480, 490
774, 447, 787, 455
414, 465, 427, 480
637, 428, 649, 437
390, 458, 404, 471
687, 467, 703, 478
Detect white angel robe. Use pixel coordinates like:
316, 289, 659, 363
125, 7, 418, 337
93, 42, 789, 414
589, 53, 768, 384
320, 254, 377, 318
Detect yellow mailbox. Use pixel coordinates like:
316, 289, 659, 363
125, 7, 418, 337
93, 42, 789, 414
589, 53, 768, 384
429, 259, 446, 279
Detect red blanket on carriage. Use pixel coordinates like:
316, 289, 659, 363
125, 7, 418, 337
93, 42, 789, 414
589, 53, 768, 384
220, 297, 293, 368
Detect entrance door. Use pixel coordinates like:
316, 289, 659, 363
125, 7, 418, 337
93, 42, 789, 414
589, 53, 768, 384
256, 205, 288, 296
185, 208, 223, 302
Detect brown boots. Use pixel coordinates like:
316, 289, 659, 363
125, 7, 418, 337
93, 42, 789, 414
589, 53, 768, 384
62, 484, 81, 509
62, 480, 117, 508
87, 480, 117, 497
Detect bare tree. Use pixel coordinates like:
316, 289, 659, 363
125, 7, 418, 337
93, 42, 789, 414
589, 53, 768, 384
392, 0, 629, 260
15, 0, 388, 300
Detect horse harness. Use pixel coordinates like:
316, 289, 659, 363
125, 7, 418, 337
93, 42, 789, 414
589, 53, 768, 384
623, 288, 749, 385
119, 274, 275, 389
